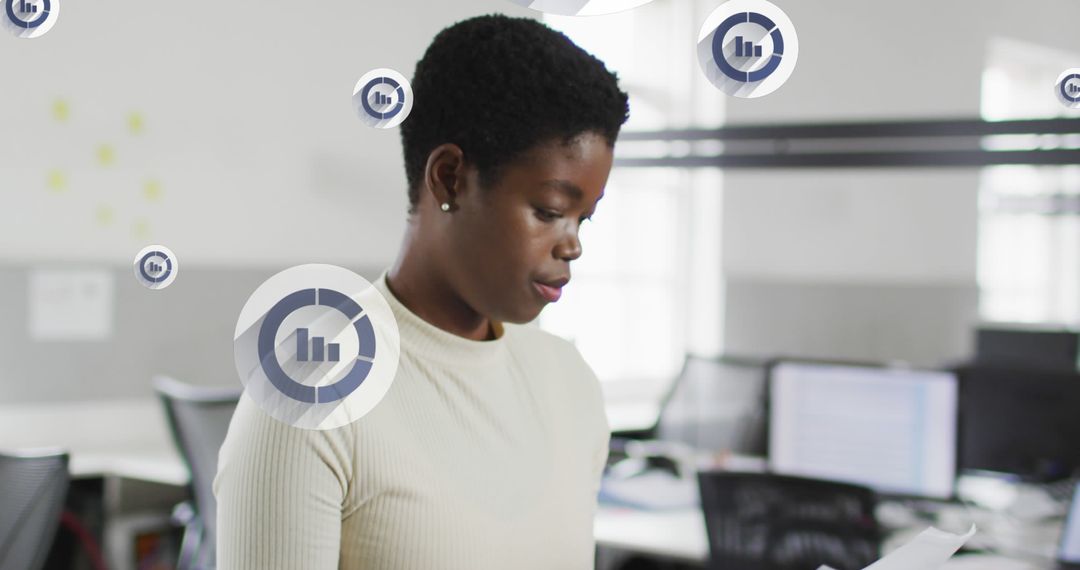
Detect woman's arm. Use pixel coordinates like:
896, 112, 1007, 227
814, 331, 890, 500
213, 397, 354, 570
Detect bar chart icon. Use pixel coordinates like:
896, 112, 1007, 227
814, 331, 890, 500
5, 0, 57, 37
295, 328, 341, 363
370, 91, 394, 106
1070, 83, 1080, 95
734, 36, 763, 58
147, 261, 163, 273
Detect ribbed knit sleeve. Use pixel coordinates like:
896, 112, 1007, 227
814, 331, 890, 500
214, 271, 609, 569
213, 395, 354, 570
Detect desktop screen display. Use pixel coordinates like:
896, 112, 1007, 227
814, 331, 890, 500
768, 362, 959, 499
1061, 482, 1080, 564
957, 366, 1080, 479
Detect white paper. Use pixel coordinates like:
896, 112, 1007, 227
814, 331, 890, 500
28, 269, 114, 341
817, 525, 976, 570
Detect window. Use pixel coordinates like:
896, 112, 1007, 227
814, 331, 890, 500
539, 1, 723, 404
979, 37, 1080, 325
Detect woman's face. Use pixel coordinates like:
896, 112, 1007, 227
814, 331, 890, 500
440, 132, 614, 324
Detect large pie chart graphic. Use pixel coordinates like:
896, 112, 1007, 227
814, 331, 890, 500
506, 0, 656, 16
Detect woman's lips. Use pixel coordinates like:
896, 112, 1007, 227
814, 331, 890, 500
533, 281, 563, 302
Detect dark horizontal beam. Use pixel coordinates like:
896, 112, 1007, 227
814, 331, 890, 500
614, 148, 1080, 168
616, 117, 1080, 142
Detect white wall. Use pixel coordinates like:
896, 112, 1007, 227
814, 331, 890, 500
0, 0, 533, 267
712, 0, 1080, 365
0, 1, 539, 403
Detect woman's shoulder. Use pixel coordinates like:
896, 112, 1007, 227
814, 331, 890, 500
502, 323, 587, 364
502, 323, 601, 390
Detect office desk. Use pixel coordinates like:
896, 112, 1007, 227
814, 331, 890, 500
595, 506, 708, 563
594, 503, 1062, 570
0, 399, 191, 570
69, 449, 188, 486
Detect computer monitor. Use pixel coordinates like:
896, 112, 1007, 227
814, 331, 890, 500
1059, 481, 1080, 569
656, 355, 768, 455
768, 361, 959, 499
975, 325, 1080, 372
956, 366, 1080, 480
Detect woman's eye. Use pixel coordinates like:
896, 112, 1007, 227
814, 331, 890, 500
535, 208, 560, 222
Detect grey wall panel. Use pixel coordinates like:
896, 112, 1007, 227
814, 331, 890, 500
723, 278, 979, 367
0, 265, 382, 404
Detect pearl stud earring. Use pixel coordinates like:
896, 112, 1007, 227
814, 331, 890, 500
440, 203, 450, 212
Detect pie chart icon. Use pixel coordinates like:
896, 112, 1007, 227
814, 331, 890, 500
506, 0, 656, 16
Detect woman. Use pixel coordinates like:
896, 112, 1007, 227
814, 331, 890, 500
214, 13, 630, 569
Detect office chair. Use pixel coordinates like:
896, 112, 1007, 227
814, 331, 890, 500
656, 355, 769, 455
154, 376, 242, 570
697, 472, 880, 570
608, 355, 769, 478
0, 449, 71, 570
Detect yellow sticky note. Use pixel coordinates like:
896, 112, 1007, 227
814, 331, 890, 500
52, 99, 70, 122
143, 180, 162, 202
96, 144, 115, 166
132, 219, 150, 239
95, 206, 114, 226
128, 112, 144, 134
46, 170, 67, 192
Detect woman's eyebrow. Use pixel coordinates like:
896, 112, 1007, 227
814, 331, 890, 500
540, 179, 583, 200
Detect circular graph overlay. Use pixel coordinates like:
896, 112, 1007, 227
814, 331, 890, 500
1056, 69, 1080, 109
505, 0, 656, 16
353, 68, 413, 129
697, 0, 799, 99
133, 245, 178, 290
234, 264, 400, 430
3, 0, 59, 39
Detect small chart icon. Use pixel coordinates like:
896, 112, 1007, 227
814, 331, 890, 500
353, 68, 413, 129
1056, 69, 1080, 109
133, 245, 178, 290
505, 0, 656, 16
234, 265, 400, 430
697, 0, 799, 99
3, 0, 59, 38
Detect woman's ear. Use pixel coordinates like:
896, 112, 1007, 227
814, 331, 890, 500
423, 143, 466, 209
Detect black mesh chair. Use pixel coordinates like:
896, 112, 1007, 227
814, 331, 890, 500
0, 449, 70, 570
154, 376, 242, 570
697, 472, 880, 570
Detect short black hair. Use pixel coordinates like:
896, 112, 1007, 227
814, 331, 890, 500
400, 14, 630, 212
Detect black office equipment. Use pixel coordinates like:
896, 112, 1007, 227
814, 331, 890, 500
957, 366, 1080, 480
655, 355, 769, 455
615, 117, 1080, 169
697, 472, 880, 570
975, 325, 1080, 372
0, 449, 70, 570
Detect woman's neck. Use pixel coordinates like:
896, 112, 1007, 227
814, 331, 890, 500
386, 237, 495, 342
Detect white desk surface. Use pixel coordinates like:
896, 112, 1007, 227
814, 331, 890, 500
594, 506, 709, 562
594, 504, 1062, 570
68, 448, 188, 486
604, 401, 660, 434
0, 398, 189, 486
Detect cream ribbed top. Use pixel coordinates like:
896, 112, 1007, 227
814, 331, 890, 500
213, 271, 610, 569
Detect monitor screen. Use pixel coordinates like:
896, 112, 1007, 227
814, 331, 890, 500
975, 326, 1079, 372
768, 361, 958, 499
957, 366, 1080, 479
1061, 482, 1080, 564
